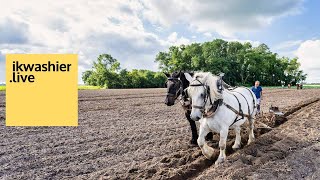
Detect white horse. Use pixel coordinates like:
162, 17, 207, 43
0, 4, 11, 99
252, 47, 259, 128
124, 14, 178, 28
187, 72, 257, 164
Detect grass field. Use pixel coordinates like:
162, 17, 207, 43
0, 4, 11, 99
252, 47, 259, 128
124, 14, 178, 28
303, 84, 320, 88
0, 86, 5, 91
257, 84, 320, 89
77, 85, 101, 90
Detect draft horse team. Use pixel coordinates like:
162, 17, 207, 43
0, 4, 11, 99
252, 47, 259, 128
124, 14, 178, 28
165, 71, 257, 164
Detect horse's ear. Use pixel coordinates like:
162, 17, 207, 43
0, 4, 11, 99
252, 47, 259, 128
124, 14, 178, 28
184, 73, 193, 83
164, 72, 170, 77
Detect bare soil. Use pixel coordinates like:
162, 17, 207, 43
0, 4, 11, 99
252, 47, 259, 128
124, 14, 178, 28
0, 88, 319, 180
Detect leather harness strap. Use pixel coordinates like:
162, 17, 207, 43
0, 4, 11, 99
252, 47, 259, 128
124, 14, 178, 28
190, 79, 213, 114
232, 91, 251, 118
243, 87, 256, 117
222, 90, 252, 126
203, 99, 222, 118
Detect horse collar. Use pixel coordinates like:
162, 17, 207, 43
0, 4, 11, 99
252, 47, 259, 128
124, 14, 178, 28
203, 99, 223, 118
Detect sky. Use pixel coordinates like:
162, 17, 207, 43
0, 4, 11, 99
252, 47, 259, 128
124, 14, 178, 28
0, 0, 320, 83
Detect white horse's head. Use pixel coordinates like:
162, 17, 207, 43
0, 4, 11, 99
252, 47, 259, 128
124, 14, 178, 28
188, 72, 222, 121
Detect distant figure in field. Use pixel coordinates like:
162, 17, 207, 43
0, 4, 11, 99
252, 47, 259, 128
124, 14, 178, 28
251, 81, 262, 114
288, 84, 291, 88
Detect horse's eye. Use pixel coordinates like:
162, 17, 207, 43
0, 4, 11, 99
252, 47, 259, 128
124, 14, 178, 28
200, 93, 204, 97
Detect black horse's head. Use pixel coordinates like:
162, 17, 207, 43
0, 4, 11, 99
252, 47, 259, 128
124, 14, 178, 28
164, 71, 193, 106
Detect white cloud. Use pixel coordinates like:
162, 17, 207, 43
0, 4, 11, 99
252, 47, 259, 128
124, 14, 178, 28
0, 0, 166, 83
295, 40, 320, 83
204, 32, 212, 38
274, 40, 303, 51
0, 52, 5, 82
0, 18, 29, 44
272, 40, 303, 58
167, 32, 191, 46
142, 0, 303, 37
224, 38, 261, 47
0, 0, 307, 84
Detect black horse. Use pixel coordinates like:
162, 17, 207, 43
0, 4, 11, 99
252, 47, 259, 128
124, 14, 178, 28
164, 71, 212, 145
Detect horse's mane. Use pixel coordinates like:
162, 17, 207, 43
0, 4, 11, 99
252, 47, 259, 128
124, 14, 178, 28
192, 72, 223, 101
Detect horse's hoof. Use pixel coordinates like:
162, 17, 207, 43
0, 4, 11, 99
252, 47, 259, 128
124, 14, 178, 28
232, 144, 240, 150
215, 157, 225, 165
248, 138, 255, 145
202, 145, 215, 160
203, 152, 215, 160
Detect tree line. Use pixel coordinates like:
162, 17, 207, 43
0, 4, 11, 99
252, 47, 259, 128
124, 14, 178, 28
156, 39, 306, 86
82, 54, 166, 88
83, 39, 307, 88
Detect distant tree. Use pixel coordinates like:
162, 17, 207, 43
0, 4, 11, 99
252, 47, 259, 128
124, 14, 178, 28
82, 70, 93, 85
83, 54, 167, 88
155, 39, 307, 86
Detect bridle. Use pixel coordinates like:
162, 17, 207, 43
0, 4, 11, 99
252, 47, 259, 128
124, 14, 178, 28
166, 77, 183, 100
189, 79, 213, 113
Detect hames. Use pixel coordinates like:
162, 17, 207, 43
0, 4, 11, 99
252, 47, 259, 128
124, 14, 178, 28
13, 61, 72, 72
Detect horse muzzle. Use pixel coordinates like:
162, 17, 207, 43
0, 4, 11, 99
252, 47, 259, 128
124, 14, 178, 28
165, 95, 175, 106
190, 110, 202, 121
190, 114, 201, 121
190, 105, 205, 121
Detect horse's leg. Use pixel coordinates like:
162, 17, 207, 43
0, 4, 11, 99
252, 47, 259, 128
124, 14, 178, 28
197, 121, 214, 159
232, 125, 241, 149
248, 117, 255, 144
215, 128, 228, 165
186, 111, 198, 145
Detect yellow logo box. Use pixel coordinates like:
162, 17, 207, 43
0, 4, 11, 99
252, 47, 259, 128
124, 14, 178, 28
6, 54, 78, 126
